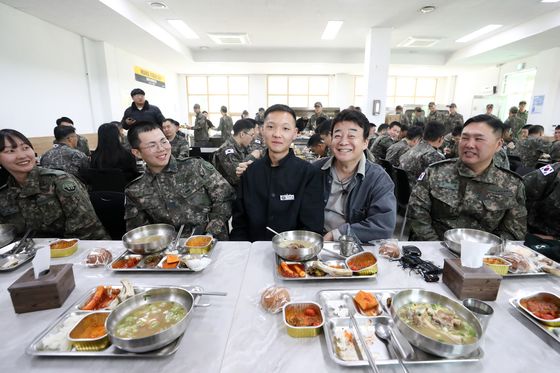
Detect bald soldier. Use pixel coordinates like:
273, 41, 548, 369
408, 114, 527, 241
124, 122, 234, 240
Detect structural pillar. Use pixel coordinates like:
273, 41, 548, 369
363, 28, 391, 124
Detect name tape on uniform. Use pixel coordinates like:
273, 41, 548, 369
280, 194, 295, 201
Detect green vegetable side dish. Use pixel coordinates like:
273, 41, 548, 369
115, 301, 187, 339
398, 303, 477, 345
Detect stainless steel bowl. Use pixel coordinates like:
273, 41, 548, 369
272, 230, 323, 261
390, 289, 483, 358
105, 287, 194, 353
122, 224, 176, 255
0, 224, 16, 248
444, 228, 503, 256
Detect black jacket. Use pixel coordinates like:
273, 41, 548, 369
121, 100, 165, 129
230, 149, 324, 241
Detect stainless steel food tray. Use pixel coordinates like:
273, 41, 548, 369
317, 288, 483, 367
0, 240, 36, 272
509, 297, 560, 343
26, 284, 203, 357
274, 243, 376, 281
107, 238, 216, 272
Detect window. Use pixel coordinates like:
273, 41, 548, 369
502, 69, 536, 114
267, 75, 329, 107
354, 76, 438, 109
187, 76, 249, 125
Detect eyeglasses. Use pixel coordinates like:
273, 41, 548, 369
243, 131, 255, 138
140, 138, 171, 152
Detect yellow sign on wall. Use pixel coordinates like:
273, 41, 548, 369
134, 66, 166, 88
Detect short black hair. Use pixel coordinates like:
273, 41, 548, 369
130, 88, 145, 97
56, 117, 73, 126
331, 109, 370, 140
388, 121, 402, 129
54, 125, 76, 141
221, 106, 228, 113
423, 121, 446, 141
307, 133, 323, 147
316, 120, 332, 136
522, 124, 532, 130
406, 126, 423, 140
400, 124, 409, 133
528, 125, 544, 135
163, 118, 180, 127
509, 106, 519, 114
451, 125, 463, 137
127, 121, 161, 149
0, 129, 33, 152
264, 104, 296, 123
258, 107, 264, 112
370, 123, 376, 129
555, 125, 560, 130
396, 105, 403, 111
377, 123, 389, 133
414, 106, 422, 113
315, 116, 327, 127
463, 114, 504, 136
233, 119, 256, 135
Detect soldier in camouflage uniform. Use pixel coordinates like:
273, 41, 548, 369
55, 116, 90, 156
384, 105, 410, 127
217, 106, 234, 141
370, 122, 401, 161
40, 126, 89, 177
162, 118, 189, 159
213, 119, 261, 186
523, 163, 560, 239
408, 115, 527, 241
444, 103, 464, 135
247, 122, 265, 154
306, 102, 328, 132
551, 141, 560, 163
125, 123, 234, 240
517, 100, 528, 125
504, 106, 525, 140
191, 104, 209, 145
441, 125, 463, 159
386, 126, 422, 167
427, 102, 446, 126
411, 107, 426, 127
516, 125, 552, 168
0, 129, 108, 239
399, 121, 446, 186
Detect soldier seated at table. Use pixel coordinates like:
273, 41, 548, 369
162, 118, 189, 159
213, 119, 262, 186
0, 129, 109, 239
516, 125, 552, 168
408, 114, 527, 241
369, 121, 401, 161
230, 104, 324, 242
40, 125, 90, 178
313, 109, 396, 243
307, 133, 328, 158
523, 163, 560, 241
386, 126, 422, 167
124, 122, 235, 240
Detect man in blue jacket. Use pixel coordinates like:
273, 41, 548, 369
314, 109, 396, 243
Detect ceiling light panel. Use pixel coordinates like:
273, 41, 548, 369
168, 19, 199, 39
321, 21, 343, 40
207, 33, 250, 45
456, 24, 503, 43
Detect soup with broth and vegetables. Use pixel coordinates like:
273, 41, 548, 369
115, 301, 187, 339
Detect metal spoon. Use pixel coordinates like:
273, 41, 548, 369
321, 247, 347, 260
171, 224, 185, 251
375, 323, 410, 373
266, 226, 282, 237
344, 295, 380, 373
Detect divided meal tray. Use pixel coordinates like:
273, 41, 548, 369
317, 288, 483, 367
26, 284, 203, 357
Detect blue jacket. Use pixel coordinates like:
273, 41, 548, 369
314, 156, 396, 243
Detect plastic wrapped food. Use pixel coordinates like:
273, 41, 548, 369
260, 286, 290, 314
378, 240, 400, 259
86, 249, 113, 267
501, 252, 531, 273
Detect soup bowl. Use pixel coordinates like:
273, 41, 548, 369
390, 289, 483, 358
272, 230, 323, 261
106, 287, 194, 352
122, 224, 176, 255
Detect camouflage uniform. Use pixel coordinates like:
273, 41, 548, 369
385, 113, 410, 126
370, 134, 396, 162
504, 116, 525, 140
504, 139, 518, 156
411, 115, 426, 126
213, 137, 257, 186
517, 110, 528, 125
306, 113, 328, 131
124, 156, 235, 240
0, 167, 109, 239
247, 135, 265, 154
444, 113, 464, 134
408, 159, 527, 241
169, 135, 190, 159
399, 140, 445, 186
550, 141, 560, 162
441, 133, 459, 158
427, 110, 446, 125
516, 137, 552, 168
40, 143, 89, 177
385, 139, 411, 167
493, 147, 510, 170
193, 112, 209, 143
523, 163, 560, 238
217, 115, 234, 140
76, 135, 90, 156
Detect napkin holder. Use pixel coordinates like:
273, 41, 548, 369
442, 259, 501, 301
7, 264, 75, 313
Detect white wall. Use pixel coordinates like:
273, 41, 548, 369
454, 66, 500, 118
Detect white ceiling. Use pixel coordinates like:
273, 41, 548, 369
3, 0, 560, 71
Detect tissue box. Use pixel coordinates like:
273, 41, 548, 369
7, 264, 75, 314
442, 259, 501, 301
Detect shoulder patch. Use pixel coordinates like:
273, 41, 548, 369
59, 180, 78, 195
225, 148, 235, 155
540, 164, 555, 176
417, 172, 426, 181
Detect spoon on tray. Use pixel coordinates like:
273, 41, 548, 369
375, 323, 410, 373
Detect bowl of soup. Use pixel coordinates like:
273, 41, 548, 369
272, 230, 323, 261
105, 287, 194, 352
122, 224, 176, 255
390, 289, 483, 358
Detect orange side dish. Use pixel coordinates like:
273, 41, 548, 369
354, 290, 379, 315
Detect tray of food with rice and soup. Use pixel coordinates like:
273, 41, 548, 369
26, 280, 219, 357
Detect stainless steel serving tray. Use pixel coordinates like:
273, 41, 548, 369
107, 238, 216, 273
26, 284, 203, 357
317, 288, 483, 367
0, 240, 36, 273
509, 297, 560, 343
274, 243, 376, 281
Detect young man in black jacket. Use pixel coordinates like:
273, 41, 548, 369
230, 104, 324, 241
121, 88, 165, 129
